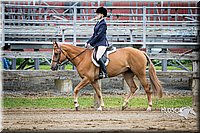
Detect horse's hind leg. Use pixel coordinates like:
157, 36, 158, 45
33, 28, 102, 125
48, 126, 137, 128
91, 80, 104, 111
122, 71, 138, 110
137, 74, 152, 111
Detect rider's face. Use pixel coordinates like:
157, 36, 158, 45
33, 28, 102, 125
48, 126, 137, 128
96, 13, 103, 19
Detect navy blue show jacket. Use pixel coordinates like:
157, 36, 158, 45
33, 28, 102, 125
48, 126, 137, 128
87, 19, 108, 47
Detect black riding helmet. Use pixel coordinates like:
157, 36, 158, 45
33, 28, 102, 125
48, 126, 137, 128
96, 7, 107, 17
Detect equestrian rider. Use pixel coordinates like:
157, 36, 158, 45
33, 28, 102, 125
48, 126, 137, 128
85, 7, 108, 79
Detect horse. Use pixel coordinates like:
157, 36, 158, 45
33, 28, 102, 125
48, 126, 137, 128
51, 42, 163, 111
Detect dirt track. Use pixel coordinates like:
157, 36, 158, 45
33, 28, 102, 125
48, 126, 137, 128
3, 108, 198, 132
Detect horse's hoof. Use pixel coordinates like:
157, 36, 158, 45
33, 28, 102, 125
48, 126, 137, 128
75, 106, 79, 111
122, 105, 128, 111
146, 107, 152, 111
74, 102, 79, 111
122, 102, 128, 111
97, 106, 102, 111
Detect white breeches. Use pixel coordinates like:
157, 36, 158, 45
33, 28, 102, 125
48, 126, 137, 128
96, 46, 107, 61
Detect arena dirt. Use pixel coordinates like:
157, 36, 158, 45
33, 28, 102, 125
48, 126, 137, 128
3, 108, 198, 132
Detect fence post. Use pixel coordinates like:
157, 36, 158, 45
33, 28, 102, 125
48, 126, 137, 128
73, 6, 77, 46
34, 49, 39, 70
11, 58, 16, 70
1, 2, 5, 47
142, 6, 146, 49
61, 29, 65, 70
62, 28, 65, 43
129, 29, 133, 42
162, 48, 167, 71
192, 57, 199, 112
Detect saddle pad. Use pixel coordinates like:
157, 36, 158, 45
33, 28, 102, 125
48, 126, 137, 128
92, 47, 117, 67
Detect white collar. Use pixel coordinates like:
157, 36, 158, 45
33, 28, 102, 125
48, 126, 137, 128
98, 17, 104, 23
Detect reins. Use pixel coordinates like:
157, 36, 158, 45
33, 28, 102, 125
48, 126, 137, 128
54, 46, 88, 67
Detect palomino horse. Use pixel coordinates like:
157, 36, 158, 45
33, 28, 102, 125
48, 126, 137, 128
51, 42, 163, 111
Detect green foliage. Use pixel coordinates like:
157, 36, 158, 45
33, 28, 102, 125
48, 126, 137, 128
152, 59, 192, 67
152, 59, 161, 66
16, 58, 24, 65
168, 60, 192, 66
28, 59, 34, 65
14, 58, 34, 65
16, 64, 73, 70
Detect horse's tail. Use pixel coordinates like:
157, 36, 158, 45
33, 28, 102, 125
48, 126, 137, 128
143, 52, 163, 98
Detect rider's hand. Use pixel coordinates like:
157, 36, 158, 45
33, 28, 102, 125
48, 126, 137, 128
85, 43, 91, 48
84, 43, 88, 48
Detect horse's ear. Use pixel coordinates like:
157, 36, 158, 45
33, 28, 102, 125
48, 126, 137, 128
53, 41, 59, 47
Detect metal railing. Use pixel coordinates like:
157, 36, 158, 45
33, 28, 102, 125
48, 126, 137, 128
1, 1, 199, 49
0, 1, 199, 73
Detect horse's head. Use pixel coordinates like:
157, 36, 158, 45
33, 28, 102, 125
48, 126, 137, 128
51, 42, 67, 71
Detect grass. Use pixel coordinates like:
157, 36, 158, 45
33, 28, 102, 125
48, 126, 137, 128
3, 96, 192, 109
155, 66, 192, 71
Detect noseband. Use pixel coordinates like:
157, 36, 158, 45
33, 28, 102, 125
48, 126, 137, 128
53, 46, 67, 65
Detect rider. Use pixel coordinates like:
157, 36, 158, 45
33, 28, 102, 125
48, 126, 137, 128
85, 7, 108, 79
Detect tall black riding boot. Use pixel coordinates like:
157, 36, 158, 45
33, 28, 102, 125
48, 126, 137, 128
98, 58, 108, 79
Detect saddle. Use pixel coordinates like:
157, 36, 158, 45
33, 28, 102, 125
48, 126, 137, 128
92, 44, 117, 67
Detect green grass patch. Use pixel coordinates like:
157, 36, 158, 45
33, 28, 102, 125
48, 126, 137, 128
3, 96, 192, 109
155, 66, 192, 71
38, 64, 73, 70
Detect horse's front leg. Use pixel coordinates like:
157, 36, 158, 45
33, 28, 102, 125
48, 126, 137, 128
91, 80, 104, 111
74, 77, 90, 111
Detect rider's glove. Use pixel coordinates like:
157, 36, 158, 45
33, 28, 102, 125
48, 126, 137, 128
84, 43, 88, 48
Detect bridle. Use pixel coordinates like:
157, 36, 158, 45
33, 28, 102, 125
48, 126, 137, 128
52, 45, 87, 67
